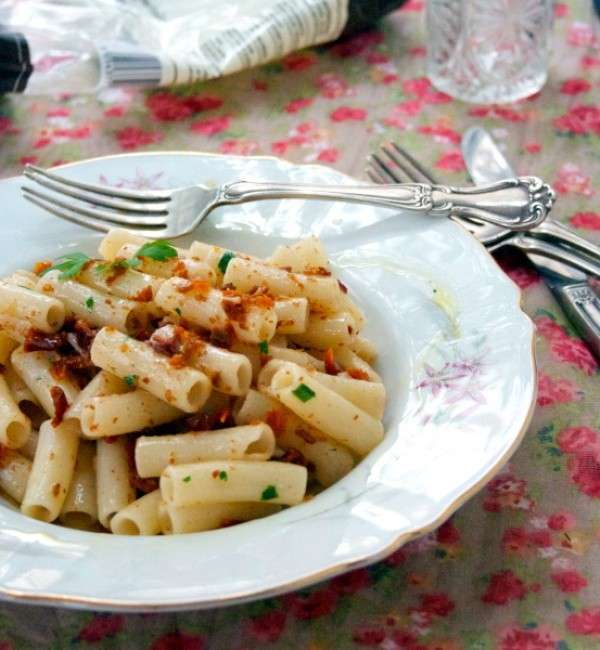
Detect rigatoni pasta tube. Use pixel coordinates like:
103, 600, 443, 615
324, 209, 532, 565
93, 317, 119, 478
116, 243, 215, 282
91, 327, 211, 413
155, 279, 277, 344
159, 500, 280, 534
223, 258, 346, 314
5, 270, 38, 290
96, 437, 135, 529
160, 460, 307, 507
65, 370, 129, 422
149, 324, 252, 396
0, 375, 31, 448
268, 237, 330, 273
0, 315, 29, 343
59, 441, 97, 529
348, 335, 378, 364
4, 364, 39, 407
258, 360, 385, 418
78, 263, 162, 303
21, 419, 80, 522
235, 390, 354, 487
111, 490, 161, 536
0, 281, 64, 333
98, 228, 149, 260
0, 449, 31, 503
333, 347, 381, 383
11, 347, 80, 417
289, 312, 356, 349
81, 390, 182, 438
269, 364, 384, 456
135, 424, 276, 478
274, 298, 309, 334
38, 271, 148, 335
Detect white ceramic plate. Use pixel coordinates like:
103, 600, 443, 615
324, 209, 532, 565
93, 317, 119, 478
0, 153, 535, 611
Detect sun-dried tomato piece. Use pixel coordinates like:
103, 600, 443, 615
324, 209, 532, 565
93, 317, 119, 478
50, 386, 69, 426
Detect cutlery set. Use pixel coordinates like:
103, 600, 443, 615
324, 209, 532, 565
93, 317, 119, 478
21, 129, 600, 358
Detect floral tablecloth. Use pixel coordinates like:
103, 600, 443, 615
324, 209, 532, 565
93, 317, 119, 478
1, 1, 600, 648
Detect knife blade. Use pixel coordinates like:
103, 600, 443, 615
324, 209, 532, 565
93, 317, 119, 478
461, 127, 600, 359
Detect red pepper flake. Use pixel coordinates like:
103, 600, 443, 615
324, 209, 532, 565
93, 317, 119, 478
337, 280, 348, 294
266, 410, 286, 435
168, 354, 186, 368
347, 367, 370, 381
172, 260, 189, 279
304, 265, 331, 276
295, 427, 316, 444
216, 408, 230, 424
50, 386, 68, 426
130, 286, 153, 302
212, 469, 219, 478
176, 279, 211, 297
324, 348, 340, 375
33, 260, 52, 275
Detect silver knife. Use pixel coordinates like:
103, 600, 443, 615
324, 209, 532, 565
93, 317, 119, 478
462, 128, 600, 359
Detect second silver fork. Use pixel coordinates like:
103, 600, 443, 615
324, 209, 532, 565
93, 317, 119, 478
367, 143, 600, 278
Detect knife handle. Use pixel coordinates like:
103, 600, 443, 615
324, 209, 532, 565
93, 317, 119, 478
552, 282, 600, 360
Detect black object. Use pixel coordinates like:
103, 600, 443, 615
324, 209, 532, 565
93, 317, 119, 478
342, 0, 409, 36
595, 0, 600, 18
0, 30, 32, 92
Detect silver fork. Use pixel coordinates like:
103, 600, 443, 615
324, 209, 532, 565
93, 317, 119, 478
367, 143, 600, 278
21, 163, 555, 238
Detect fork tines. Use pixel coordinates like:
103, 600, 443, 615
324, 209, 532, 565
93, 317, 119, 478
367, 143, 440, 185
22, 165, 171, 233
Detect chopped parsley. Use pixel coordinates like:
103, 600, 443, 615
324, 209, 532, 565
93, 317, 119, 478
128, 240, 177, 268
174, 307, 182, 316
258, 340, 269, 355
219, 470, 228, 481
123, 374, 138, 388
85, 296, 95, 311
40, 252, 90, 280
261, 485, 278, 501
292, 383, 315, 402
182, 475, 192, 483
217, 250, 235, 274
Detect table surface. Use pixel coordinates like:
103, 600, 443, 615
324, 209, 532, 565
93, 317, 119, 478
1, 1, 600, 648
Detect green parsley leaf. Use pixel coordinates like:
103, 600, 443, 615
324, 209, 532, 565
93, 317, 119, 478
217, 251, 235, 274
133, 240, 177, 264
292, 383, 315, 402
94, 259, 128, 276
174, 307, 182, 317
124, 374, 138, 388
40, 252, 90, 280
261, 485, 278, 501
258, 340, 269, 355
85, 296, 95, 311
182, 475, 192, 483
219, 470, 228, 481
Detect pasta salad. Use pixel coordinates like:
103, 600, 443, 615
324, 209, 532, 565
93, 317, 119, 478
0, 229, 385, 535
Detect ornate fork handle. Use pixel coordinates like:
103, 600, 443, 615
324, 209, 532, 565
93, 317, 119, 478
220, 176, 554, 230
